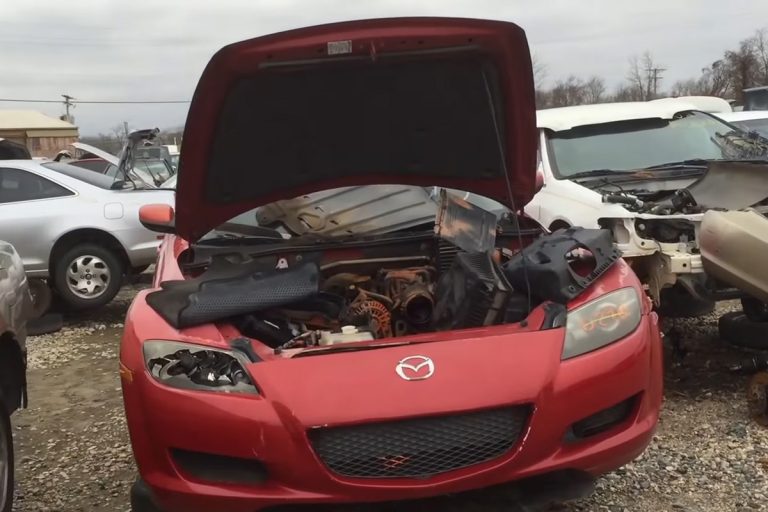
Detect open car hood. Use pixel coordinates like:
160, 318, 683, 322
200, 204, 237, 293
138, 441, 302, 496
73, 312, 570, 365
71, 142, 119, 165
175, 17, 537, 241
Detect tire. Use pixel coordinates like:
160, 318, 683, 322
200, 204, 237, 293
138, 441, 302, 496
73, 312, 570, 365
742, 296, 768, 322
26, 313, 64, 337
53, 244, 123, 310
131, 478, 163, 512
132, 265, 150, 275
656, 285, 715, 318
0, 393, 14, 512
719, 311, 768, 349
27, 279, 52, 318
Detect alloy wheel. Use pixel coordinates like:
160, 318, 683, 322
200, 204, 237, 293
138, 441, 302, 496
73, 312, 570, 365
65, 255, 111, 299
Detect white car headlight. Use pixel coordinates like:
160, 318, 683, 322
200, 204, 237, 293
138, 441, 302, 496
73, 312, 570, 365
142, 340, 258, 394
562, 287, 642, 360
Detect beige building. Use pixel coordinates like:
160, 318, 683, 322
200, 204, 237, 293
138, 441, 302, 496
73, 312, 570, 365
0, 110, 78, 159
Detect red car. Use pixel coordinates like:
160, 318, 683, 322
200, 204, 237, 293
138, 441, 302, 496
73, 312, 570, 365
120, 18, 663, 512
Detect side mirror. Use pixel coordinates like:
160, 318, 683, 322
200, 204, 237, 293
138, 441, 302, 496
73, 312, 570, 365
139, 204, 175, 234
535, 168, 545, 193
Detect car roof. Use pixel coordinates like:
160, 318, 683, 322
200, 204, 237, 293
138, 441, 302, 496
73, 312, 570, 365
714, 110, 768, 122
0, 159, 108, 190
650, 95, 732, 113
536, 101, 700, 132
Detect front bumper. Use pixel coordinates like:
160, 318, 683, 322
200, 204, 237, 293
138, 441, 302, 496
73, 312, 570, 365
121, 315, 662, 512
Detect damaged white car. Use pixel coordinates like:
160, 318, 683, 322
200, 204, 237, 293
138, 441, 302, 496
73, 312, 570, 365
526, 101, 768, 316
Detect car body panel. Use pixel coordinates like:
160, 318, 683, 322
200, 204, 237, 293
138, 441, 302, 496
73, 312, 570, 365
700, 209, 768, 303
0, 160, 173, 276
176, 17, 538, 241
121, 247, 662, 511
71, 142, 119, 166
0, 241, 32, 346
535, 101, 698, 132
650, 96, 732, 114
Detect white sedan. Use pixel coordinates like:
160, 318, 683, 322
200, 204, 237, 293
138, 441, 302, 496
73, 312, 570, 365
0, 159, 173, 312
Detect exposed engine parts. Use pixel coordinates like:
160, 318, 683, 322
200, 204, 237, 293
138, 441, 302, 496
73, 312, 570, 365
146, 191, 620, 353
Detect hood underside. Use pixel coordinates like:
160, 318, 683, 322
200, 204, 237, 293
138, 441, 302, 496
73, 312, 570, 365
176, 17, 537, 241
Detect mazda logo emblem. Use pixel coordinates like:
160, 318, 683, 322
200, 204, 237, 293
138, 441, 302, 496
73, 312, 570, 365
395, 355, 435, 381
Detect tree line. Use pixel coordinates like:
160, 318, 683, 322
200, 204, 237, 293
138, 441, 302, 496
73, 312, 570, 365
536, 28, 768, 109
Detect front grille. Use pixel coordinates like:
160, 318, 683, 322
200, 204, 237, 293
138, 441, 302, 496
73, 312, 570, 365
308, 406, 529, 479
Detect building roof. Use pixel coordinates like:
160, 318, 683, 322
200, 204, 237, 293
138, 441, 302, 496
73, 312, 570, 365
537, 101, 699, 132
0, 110, 76, 131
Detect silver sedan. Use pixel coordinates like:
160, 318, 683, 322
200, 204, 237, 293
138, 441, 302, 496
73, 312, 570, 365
0, 159, 174, 312
0, 240, 32, 512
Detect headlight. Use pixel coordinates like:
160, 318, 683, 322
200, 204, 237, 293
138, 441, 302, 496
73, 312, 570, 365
562, 287, 642, 360
142, 340, 258, 394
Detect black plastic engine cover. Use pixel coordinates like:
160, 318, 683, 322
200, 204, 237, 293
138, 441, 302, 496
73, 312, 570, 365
433, 251, 512, 330
503, 228, 620, 304
147, 261, 320, 328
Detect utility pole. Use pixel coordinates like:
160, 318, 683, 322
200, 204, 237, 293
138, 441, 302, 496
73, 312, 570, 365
123, 121, 129, 138
646, 67, 666, 99
61, 94, 75, 123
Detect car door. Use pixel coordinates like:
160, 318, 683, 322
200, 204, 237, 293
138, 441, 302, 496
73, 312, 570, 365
0, 167, 75, 273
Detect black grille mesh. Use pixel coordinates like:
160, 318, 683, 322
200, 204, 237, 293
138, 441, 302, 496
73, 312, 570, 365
308, 407, 529, 479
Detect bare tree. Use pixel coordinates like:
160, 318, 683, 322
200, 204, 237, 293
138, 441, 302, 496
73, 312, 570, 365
612, 84, 637, 102
725, 40, 760, 101
751, 28, 768, 85
584, 76, 606, 103
110, 123, 129, 149
549, 76, 588, 107
626, 52, 665, 100
532, 52, 547, 90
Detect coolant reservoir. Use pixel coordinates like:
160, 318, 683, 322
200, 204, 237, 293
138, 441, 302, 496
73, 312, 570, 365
319, 326, 374, 346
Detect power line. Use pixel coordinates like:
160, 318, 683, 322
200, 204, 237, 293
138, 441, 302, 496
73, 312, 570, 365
0, 98, 61, 103
0, 98, 190, 104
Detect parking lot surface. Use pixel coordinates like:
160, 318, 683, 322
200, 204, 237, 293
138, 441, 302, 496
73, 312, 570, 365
11, 283, 768, 512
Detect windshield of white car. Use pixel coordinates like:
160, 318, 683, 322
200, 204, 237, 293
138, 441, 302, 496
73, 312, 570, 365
42, 162, 117, 189
732, 118, 768, 138
548, 111, 768, 178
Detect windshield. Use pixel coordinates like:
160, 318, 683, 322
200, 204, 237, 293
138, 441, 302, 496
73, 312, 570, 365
199, 185, 508, 243
732, 118, 768, 138
548, 111, 765, 178
133, 159, 173, 182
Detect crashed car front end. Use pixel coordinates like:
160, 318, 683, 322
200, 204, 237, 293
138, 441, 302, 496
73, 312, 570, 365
120, 17, 662, 512
599, 213, 706, 306
598, 157, 768, 310
121, 208, 663, 512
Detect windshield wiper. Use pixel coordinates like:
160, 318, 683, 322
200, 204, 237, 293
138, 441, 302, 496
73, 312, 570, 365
643, 158, 709, 170
568, 169, 637, 180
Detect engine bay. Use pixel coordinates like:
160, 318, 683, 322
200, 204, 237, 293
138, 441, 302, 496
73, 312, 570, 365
146, 194, 620, 354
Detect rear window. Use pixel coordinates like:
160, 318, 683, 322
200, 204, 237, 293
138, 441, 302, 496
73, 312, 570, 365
69, 159, 108, 173
42, 162, 116, 189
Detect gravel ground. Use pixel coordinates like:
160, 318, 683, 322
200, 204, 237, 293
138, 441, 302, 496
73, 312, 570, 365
9, 286, 768, 511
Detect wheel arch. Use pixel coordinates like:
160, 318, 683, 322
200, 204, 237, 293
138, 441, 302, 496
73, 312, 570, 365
49, 228, 130, 279
0, 333, 26, 414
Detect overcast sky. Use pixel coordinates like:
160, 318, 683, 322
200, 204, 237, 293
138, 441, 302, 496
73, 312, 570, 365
2, 0, 767, 135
